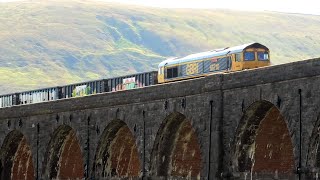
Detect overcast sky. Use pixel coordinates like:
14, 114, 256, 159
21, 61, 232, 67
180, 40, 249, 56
1, 0, 320, 15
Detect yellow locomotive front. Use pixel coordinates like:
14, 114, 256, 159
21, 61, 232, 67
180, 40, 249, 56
231, 43, 270, 71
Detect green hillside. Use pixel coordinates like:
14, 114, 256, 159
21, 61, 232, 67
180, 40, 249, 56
1, 0, 320, 94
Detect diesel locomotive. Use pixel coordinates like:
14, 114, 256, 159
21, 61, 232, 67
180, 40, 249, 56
158, 42, 269, 83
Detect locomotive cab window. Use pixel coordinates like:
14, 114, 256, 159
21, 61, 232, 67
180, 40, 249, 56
235, 53, 241, 62
258, 52, 269, 61
166, 67, 178, 79
244, 51, 255, 61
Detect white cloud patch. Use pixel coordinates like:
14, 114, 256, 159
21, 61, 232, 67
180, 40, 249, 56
97, 0, 320, 15
1, 0, 319, 15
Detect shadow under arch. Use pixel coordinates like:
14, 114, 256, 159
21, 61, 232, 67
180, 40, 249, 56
0, 130, 34, 180
232, 100, 295, 177
150, 112, 202, 178
42, 125, 84, 179
93, 119, 141, 178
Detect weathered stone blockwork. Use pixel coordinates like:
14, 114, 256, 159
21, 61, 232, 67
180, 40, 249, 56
0, 58, 319, 179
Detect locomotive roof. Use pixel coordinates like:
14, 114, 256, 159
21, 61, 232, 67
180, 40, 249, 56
158, 42, 268, 67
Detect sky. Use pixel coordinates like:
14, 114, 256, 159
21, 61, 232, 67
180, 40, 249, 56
1, 0, 320, 15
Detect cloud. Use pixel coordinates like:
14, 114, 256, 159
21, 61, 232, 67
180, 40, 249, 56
1, 0, 319, 15
96, 0, 320, 15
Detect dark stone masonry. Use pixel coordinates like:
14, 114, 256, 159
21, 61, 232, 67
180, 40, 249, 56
0, 58, 320, 179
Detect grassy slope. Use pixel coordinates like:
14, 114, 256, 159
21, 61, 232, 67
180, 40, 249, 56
0, 0, 320, 94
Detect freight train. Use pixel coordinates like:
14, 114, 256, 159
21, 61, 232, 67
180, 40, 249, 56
0, 42, 270, 108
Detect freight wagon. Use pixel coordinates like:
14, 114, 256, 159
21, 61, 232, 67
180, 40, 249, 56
0, 71, 157, 108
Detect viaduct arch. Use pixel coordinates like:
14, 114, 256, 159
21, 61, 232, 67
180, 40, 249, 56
150, 112, 202, 178
42, 125, 84, 179
232, 100, 295, 178
93, 119, 141, 178
0, 130, 34, 180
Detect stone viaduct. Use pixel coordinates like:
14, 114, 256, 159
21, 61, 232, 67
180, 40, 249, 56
0, 58, 320, 180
